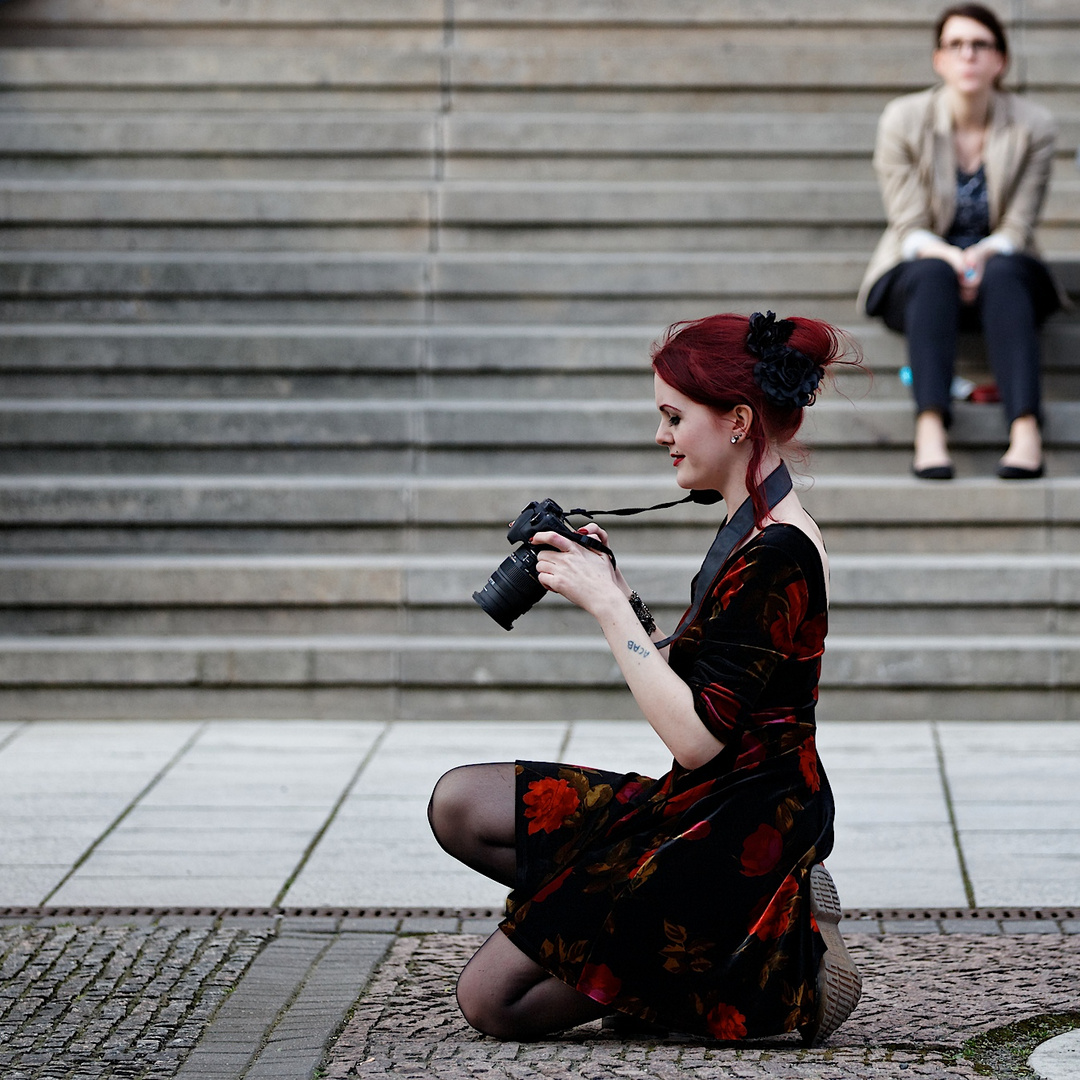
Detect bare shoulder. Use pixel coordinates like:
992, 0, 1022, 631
763, 495, 830, 597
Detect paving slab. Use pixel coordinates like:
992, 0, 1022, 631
3, 718, 1080, 911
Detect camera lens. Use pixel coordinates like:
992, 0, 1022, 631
472, 545, 548, 630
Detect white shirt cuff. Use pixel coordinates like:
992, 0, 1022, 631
981, 234, 1016, 256
901, 229, 941, 260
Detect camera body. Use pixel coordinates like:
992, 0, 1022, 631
473, 498, 601, 630
504, 498, 583, 548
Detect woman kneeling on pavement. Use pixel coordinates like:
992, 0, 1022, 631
428, 311, 863, 1043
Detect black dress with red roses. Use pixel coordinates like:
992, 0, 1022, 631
500, 524, 834, 1041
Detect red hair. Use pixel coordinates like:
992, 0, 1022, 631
651, 312, 861, 525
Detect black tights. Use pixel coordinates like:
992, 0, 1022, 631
427, 762, 608, 1039
867, 253, 1059, 425
427, 761, 518, 888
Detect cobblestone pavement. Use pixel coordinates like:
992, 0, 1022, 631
324, 922, 1080, 1080
0, 912, 392, 1080
0, 917, 270, 1080
3, 911, 1079, 1079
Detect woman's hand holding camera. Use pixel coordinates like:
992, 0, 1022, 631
532, 524, 630, 617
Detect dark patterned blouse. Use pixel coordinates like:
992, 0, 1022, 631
500, 523, 834, 1040
945, 164, 991, 249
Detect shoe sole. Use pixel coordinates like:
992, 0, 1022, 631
800, 864, 862, 1046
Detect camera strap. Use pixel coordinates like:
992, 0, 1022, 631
653, 461, 792, 649
563, 489, 724, 569
566, 488, 721, 518
564, 462, 791, 638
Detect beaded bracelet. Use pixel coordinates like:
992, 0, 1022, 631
628, 591, 657, 636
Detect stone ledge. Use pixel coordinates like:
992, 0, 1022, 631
0, 113, 439, 154
2, 632, 1080, 690
5, 397, 1080, 449
3, 473, 1080, 527
1, 322, 1078, 376
4, 551, 1080, 607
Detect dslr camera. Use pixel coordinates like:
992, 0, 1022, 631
473, 498, 607, 630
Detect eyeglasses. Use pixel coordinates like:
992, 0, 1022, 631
938, 38, 1000, 56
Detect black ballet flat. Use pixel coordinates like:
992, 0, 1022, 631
912, 463, 954, 480
997, 462, 1044, 480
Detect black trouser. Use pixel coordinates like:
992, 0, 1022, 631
866, 253, 1060, 426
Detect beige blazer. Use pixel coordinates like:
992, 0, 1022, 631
858, 85, 1058, 312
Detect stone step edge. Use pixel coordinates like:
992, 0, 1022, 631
4, 250, 1077, 266
4, 552, 1080, 607
3, 552, 1077, 567
3, 475, 1080, 531
1, 323, 1075, 380
1, 633, 1078, 690
0, 5, 1066, 27
1, 397, 1077, 432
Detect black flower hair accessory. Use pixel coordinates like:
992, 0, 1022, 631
746, 310, 824, 409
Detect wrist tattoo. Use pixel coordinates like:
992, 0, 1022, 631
627, 639, 651, 659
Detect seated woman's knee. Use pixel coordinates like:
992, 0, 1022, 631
980, 252, 1023, 288
456, 967, 520, 1040
427, 765, 472, 845
914, 256, 960, 290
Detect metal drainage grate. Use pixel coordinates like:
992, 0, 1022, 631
0, 905, 1075, 922
0, 906, 506, 920
847, 907, 1078, 922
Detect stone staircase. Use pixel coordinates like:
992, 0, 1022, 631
1, 0, 1079, 722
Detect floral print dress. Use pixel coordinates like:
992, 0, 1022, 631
500, 524, 833, 1040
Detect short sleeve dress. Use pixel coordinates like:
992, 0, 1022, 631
499, 523, 834, 1041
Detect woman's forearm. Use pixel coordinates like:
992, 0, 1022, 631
592, 594, 725, 771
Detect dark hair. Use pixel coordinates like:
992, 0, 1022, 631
935, 4, 1009, 57
651, 313, 861, 527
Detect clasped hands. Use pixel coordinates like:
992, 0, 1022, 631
922, 239, 996, 302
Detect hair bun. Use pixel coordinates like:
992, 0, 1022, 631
746, 310, 824, 409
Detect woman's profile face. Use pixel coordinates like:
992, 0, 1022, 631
653, 373, 740, 492
932, 14, 1006, 95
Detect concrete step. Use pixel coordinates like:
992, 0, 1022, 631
26, 114, 1072, 179
3, 323, 1079, 399
1, 396, 1077, 448
2, 446, 1075, 483
3, 474, 1080, 556
0, 250, 873, 325
1, 631, 1078, 724
0, 323, 661, 400
0, 48, 444, 90
0, 0, 1042, 30
3, 399, 1080, 478
4, 254, 1075, 321
0, 0, 447, 27
2, 180, 1076, 253
0, 112, 440, 156
0, 108, 898, 185
2, 552, 1077, 638
24, 111, 1076, 189
2, 38, 1076, 94
0, 0, 1073, 33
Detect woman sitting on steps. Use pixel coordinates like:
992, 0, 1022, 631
860, 3, 1065, 480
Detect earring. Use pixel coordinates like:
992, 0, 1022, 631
730, 434, 741, 444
